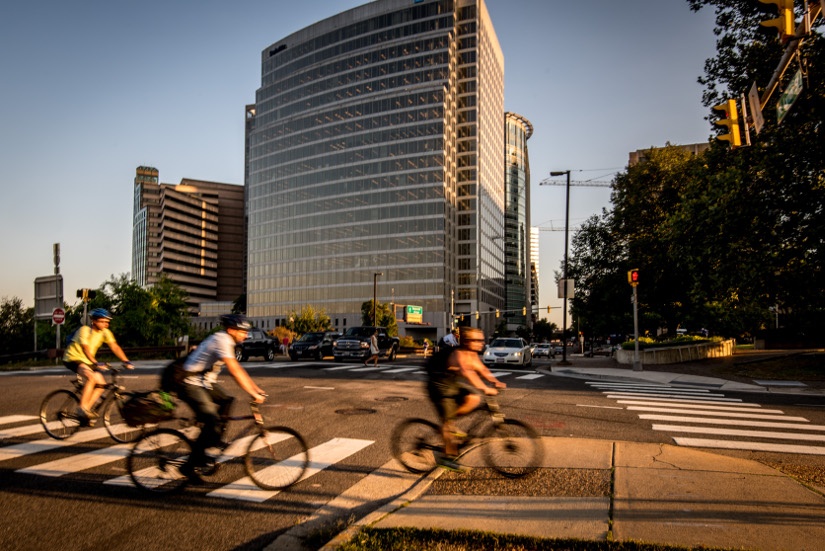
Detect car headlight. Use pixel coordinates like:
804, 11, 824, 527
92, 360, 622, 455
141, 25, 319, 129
513, 351, 521, 357
360, 342, 369, 349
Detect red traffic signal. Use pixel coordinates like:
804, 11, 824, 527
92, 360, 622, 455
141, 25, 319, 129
627, 269, 640, 287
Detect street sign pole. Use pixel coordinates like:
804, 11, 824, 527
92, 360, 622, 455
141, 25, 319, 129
632, 287, 641, 372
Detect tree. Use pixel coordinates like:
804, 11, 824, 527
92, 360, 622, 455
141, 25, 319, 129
531, 319, 557, 342
360, 300, 398, 336
0, 297, 32, 355
286, 305, 332, 335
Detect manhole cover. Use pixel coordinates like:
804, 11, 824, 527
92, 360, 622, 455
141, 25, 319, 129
335, 408, 378, 415
375, 396, 408, 402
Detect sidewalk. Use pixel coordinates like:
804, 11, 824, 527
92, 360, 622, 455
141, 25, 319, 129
271, 361, 825, 551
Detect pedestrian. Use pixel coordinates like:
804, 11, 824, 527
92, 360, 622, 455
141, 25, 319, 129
423, 340, 429, 357
364, 329, 380, 367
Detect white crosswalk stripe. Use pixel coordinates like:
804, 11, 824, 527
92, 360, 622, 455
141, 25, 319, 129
588, 380, 825, 455
1, 417, 375, 501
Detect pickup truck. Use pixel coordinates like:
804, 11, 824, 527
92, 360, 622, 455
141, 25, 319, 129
333, 326, 400, 362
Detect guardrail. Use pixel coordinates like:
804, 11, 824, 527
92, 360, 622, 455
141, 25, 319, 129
615, 339, 735, 366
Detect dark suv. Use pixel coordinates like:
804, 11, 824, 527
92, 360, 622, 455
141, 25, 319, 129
289, 331, 341, 361
235, 327, 277, 361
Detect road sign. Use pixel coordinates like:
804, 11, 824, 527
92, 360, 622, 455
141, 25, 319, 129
52, 308, 65, 325
777, 68, 803, 125
748, 82, 764, 135
34, 274, 64, 320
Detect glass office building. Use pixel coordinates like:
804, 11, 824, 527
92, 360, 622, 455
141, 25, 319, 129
245, 0, 505, 335
504, 112, 532, 330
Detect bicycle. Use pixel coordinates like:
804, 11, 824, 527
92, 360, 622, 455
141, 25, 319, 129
127, 400, 310, 494
39, 364, 147, 443
391, 392, 544, 478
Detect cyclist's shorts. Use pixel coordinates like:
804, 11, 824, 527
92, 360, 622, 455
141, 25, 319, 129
427, 378, 477, 422
63, 361, 93, 374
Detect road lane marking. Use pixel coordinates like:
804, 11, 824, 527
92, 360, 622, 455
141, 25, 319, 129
626, 406, 807, 421
673, 437, 825, 455
0, 415, 38, 425
617, 400, 781, 414
640, 415, 825, 431
0, 427, 114, 463
517, 374, 544, 380
614, 396, 750, 406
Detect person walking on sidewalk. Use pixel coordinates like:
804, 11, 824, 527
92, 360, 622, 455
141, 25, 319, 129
364, 329, 380, 367
426, 326, 505, 470
62, 308, 133, 425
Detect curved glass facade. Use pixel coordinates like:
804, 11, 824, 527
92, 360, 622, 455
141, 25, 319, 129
504, 112, 532, 329
245, 0, 504, 334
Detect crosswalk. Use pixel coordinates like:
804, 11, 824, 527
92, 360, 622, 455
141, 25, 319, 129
587, 381, 825, 455
0, 414, 373, 502
318, 362, 545, 381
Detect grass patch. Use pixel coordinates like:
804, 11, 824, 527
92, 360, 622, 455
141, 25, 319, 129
339, 527, 743, 551
730, 353, 825, 382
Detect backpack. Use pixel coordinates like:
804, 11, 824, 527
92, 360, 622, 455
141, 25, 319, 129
121, 390, 176, 426
160, 357, 188, 394
64, 327, 80, 349
425, 343, 455, 380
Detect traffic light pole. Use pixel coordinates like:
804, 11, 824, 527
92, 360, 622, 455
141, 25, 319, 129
632, 285, 641, 372
550, 170, 572, 366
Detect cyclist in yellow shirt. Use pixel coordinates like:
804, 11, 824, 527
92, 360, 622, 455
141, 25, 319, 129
62, 308, 133, 424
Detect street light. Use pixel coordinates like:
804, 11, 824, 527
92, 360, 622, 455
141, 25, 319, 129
550, 170, 572, 366
373, 272, 383, 326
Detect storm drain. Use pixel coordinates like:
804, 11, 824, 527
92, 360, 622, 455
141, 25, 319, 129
335, 408, 378, 415
375, 396, 409, 402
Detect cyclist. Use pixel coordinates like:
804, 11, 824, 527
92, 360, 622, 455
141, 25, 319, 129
426, 326, 505, 471
62, 308, 133, 425
177, 314, 266, 478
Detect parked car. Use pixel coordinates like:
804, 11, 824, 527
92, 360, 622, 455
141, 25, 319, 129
533, 343, 553, 358
586, 344, 614, 357
482, 338, 532, 367
289, 331, 341, 361
235, 327, 277, 361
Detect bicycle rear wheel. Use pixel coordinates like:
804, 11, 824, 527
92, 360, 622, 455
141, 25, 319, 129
480, 419, 543, 478
244, 426, 309, 490
40, 389, 81, 440
101, 393, 145, 443
390, 418, 442, 474
128, 428, 192, 494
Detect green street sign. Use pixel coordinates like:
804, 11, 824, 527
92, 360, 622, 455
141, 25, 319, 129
777, 69, 803, 125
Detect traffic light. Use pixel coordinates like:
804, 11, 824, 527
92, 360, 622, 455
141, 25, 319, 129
475, 311, 480, 320
627, 269, 640, 287
495, 309, 500, 318
546, 306, 551, 314
712, 99, 742, 148
522, 306, 527, 316
758, 0, 794, 39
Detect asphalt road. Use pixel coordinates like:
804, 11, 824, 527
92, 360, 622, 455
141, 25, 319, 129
1, 357, 823, 550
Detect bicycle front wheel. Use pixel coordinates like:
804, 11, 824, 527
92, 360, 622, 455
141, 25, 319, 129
390, 418, 442, 474
244, 426, 309, 490
128, 428, 193, 494
40, 390, 81, 440
101, 393, 145, 443
480, 419, 544, 478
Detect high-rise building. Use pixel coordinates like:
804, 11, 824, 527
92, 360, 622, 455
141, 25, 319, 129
504, 112, 532, 330
244, 0, 505, 337
131, 166, 245, 313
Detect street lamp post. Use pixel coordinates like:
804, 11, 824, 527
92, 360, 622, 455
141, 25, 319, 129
373, 272, 383, 325
550, 170, 572, 366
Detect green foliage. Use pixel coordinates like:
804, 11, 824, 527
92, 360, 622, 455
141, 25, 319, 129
286, 305, 332, 334
360, 300, 398, 336
0, 297, 32, 354
398, 335, 418, 348
531, 319, 557, 342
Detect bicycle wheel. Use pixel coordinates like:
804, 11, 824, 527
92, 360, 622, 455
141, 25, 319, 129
390, 418, 442, 474
244, 426, 309, 491
101, 393, 145, 443
128, 428, 193, 494
40, 389, 82, 440
480, 419, 544, 478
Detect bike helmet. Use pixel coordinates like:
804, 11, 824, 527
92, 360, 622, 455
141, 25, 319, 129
220, 314, 252, 331
89, 308, 113, 320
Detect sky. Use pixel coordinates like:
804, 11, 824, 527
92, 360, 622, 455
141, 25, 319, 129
0, 0, 718, 328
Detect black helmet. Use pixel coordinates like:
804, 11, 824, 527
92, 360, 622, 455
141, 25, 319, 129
220, 314, 251, 331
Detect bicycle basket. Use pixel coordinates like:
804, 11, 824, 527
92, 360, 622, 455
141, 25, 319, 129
121, 390, 176, 426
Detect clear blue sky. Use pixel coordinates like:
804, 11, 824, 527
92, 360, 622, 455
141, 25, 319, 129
0, 0, 717, 328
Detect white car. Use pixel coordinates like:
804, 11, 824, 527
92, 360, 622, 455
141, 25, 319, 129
533, 343, 553, 358
482, 338, 532, 367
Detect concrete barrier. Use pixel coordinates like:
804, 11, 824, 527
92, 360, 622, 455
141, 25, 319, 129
615, 339, 735, 366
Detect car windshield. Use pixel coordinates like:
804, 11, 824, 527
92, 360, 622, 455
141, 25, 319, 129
296, 333, 323, 342
345, 327, 375, 337
490, 339, 522, 348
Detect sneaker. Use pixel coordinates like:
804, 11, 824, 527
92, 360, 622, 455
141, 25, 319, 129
74, 407, 92, 427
